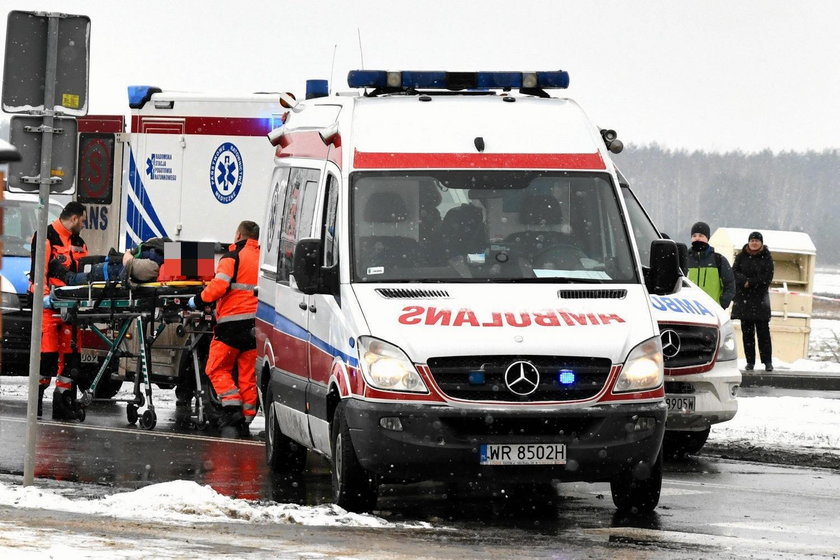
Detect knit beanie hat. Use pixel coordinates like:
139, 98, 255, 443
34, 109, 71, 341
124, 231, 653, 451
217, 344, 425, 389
748, 231, 763, 242
691, 221, 711, 238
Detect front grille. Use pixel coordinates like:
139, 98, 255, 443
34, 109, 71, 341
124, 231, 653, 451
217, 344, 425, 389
659, 323, 718, 368
426, 355, 612, 402
665, 381, 695, 394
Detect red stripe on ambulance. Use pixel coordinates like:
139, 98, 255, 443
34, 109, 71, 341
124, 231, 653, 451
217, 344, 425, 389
131, 115, 274, 136
353, 151, 606, 169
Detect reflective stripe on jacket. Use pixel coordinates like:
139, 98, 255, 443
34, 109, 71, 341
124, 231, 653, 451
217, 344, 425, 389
195, 238, 259, 321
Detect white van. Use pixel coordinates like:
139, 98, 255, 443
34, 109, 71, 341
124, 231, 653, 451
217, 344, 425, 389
256, 70, 683, 513
620, 181, 741, 455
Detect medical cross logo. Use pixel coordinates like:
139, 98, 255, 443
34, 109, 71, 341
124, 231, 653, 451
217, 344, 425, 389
210, 142, 244, 204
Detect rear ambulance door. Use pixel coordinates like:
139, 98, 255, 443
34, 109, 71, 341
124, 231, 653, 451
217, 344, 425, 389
76, 115, 125, 255
272, 164, 321, 446
305, 165, 341, 452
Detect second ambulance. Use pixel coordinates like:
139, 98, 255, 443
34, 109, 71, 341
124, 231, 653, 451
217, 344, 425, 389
256, 70, 685, 513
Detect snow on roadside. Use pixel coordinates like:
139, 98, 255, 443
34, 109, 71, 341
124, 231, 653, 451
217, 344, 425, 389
0, 478, 432, 529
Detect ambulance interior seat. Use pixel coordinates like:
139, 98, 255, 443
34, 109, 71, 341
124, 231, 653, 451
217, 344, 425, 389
505, 194, 585, 269
435, 203, 488, 264
356, 191, 420, 273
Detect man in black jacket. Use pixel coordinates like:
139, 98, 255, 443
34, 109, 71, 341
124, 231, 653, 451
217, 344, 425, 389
732, 231, 774, 371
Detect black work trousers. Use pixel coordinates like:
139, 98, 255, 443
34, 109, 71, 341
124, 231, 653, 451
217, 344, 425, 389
741, 319, 772, 366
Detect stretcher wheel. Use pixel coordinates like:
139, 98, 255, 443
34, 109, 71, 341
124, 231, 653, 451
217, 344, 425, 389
76, 407, 86, 422
79, 390, 93, 407
140, 409, 157, 430
126, 404, 139, 425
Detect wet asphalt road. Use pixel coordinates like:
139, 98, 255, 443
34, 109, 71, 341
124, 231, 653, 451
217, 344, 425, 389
1, 383, 840, 559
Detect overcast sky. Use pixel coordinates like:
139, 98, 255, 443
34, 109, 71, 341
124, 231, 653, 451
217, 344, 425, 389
1, 0, 838, 153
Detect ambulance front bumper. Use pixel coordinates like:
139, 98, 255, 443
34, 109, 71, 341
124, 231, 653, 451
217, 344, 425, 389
344, 398, 666, 484
664, 360, 742, 431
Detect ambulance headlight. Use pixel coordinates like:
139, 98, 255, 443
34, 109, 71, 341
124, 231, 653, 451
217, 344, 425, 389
614, 337, 663, 393
717, 320, 738, 362
358, 337, 428, 393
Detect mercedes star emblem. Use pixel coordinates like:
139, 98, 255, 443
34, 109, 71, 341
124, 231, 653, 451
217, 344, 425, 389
504, 361, 540, 396
660, 329, 681, 359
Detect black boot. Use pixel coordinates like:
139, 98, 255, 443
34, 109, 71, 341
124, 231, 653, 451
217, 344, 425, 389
51, 388, 81, 422
219, 406, 245, 439
174, 400, 192, 427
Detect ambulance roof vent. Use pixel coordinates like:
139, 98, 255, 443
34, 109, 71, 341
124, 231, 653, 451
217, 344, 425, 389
558, 289, 627, 300
348, 70, 569, 97
376, 288, 451, 300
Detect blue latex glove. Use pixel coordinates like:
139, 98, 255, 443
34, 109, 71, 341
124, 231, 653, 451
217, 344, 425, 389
43, 295, 53, 309
187, 296, 197, 310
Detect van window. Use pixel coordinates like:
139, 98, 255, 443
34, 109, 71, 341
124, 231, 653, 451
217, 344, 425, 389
262, 167, 291, 276
277, 167, 321, 284
350, 171, 636, 284
2, 199, 63, 257
620, 185, 662, 267
322, 174, 339, 267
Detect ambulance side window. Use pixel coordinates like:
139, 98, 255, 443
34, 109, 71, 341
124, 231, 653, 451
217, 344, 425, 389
277, 167, 321, 284
322, 174, 339, 267
262, 167, 291, 278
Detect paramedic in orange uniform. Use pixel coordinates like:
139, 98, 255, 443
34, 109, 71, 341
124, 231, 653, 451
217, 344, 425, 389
29, 201, 88, 420
188, 221, 260, 438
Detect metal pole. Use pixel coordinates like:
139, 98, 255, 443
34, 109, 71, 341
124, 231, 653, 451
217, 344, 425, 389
23, 14, 61, 487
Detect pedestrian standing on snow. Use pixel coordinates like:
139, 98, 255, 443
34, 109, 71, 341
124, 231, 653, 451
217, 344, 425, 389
731, 231, 774, 372
687, 221, 735, 309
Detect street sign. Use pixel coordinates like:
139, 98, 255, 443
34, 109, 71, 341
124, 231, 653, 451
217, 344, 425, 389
6, 115, 77, 193
2, 10, 90, 116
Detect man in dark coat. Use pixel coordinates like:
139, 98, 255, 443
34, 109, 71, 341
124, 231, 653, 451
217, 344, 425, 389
731, 231, 774, 371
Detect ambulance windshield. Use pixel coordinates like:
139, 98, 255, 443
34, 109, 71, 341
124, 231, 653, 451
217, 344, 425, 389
350, 171, 637, 284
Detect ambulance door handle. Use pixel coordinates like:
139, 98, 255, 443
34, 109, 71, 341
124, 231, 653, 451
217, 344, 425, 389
298, 301, 307, 310
308, 304, 317, 313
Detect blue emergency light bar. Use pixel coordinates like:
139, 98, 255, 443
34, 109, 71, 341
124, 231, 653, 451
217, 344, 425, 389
347, 70, 570, 91
128, 85, 162, 109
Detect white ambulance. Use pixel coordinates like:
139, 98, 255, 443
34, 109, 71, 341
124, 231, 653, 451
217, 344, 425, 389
74, 89, 288, 382
255, 69, 685, 513
620, 181, 741, 456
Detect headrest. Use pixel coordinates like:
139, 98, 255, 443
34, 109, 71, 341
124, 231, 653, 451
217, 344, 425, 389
364, 192, 408, 223
520, 194, 562, 225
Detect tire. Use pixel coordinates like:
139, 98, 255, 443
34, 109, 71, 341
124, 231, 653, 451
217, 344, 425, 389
140, 409, 157, 430
663, 427, 711, 458
265, 388, 307, 475
331, 402, 378, 513
610, 449, 662, 513
126, 404, 139, 425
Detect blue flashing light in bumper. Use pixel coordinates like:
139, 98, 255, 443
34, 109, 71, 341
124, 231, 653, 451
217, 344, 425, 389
557, 370, 576, 385
347, 70, 570, 90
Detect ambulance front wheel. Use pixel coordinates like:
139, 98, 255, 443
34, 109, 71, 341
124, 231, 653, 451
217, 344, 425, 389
330, 402, 378, 513
610, 449, 662, 513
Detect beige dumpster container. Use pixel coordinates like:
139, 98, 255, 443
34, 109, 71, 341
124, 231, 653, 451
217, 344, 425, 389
710, 228, 817, 363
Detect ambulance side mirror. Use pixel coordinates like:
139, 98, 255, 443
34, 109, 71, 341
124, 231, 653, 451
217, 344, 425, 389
646, 239, 682, 296
293, 238, 323, 295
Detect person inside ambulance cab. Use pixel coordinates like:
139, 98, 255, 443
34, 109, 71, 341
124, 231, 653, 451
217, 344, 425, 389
187, 221, 260, 438
29, 201, 88, 420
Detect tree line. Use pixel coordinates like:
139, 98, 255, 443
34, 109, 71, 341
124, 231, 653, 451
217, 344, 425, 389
615, 146, 840, 266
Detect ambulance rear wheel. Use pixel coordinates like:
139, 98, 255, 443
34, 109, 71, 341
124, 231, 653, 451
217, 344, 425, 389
265, 388, 307, 475
126, 404, 139, 425
610, 449, 662, 513
330, 402, 378, 513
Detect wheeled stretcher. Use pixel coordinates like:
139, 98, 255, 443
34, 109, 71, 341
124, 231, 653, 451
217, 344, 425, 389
51, 280, 213, 430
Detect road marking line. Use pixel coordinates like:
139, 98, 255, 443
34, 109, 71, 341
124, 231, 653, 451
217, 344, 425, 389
0, 415, 262, 447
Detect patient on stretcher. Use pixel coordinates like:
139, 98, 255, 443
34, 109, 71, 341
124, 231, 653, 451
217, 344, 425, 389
49, 237, 171, 285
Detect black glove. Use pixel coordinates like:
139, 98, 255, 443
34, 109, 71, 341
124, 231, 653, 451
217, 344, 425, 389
47, 256, 69, 282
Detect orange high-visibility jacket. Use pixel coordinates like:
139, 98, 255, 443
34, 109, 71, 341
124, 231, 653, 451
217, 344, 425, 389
29, 218, 88, 295
195, 238, 259, 323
